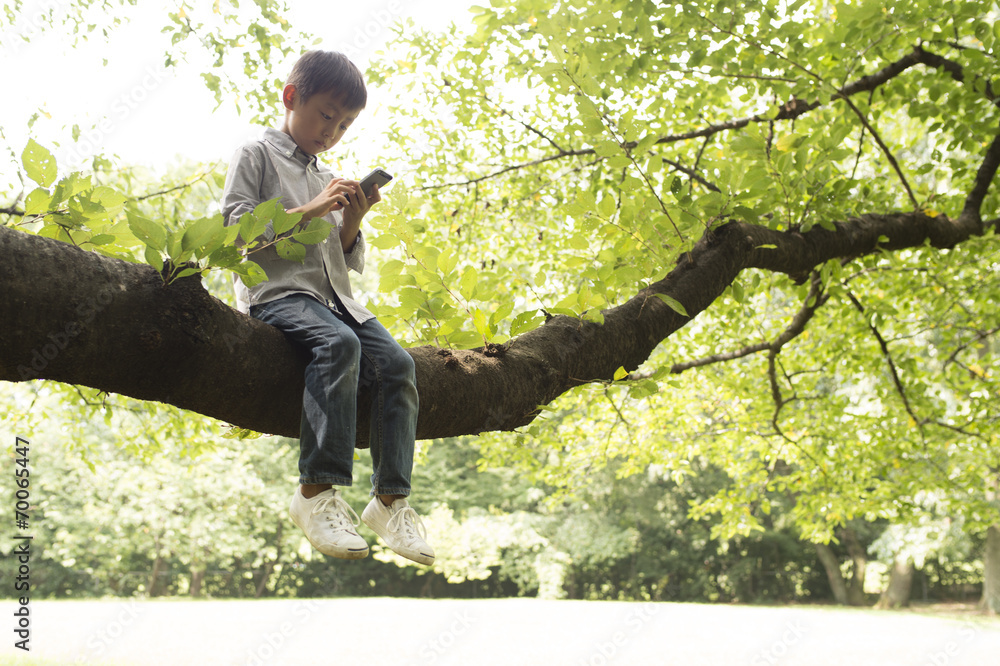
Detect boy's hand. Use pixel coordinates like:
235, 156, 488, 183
294, 178, 380, 228
334, 178, 381, 253
338, 178, 382, 229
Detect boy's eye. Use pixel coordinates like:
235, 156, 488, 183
321, 112, 332, 121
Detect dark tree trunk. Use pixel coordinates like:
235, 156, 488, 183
190, 567, 205, 598
984, 526, 1000, 614
878, 553, 915, 609
148, 554, 164, 597
814, 542, 850, 605
1, 205, 995, 445
840, 526, 869, 606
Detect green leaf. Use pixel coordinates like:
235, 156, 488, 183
173, 267, 202, 280
510, 310, 543, 336
272, 207, 302, 236
598, 195, 616, 218
653, 293, 688, 316
472, 308, 490, 338
182, 216, 224, 253
370, 233, 399, 250
144, 245, 164, 272
438, 247, 458, 275
613, 366, 629, 381
380, 259, 405, 277
206, 245, 242, 269
85, 234, 117, 246
128, 213, 167, 251
733, 205, 758, 224
231, 261, 267, 288
459, 266, 478, 301
292, 218, 334, 245
775, 133, 804, 152
90, 186, 127, 214
732, 280, 744, 303
398, 287, 426, 314
275, 238, 306, 263
22, 139, 57, 188
240, 199, 279, 245
489, 300, 514, 328
24, 188, 52, 215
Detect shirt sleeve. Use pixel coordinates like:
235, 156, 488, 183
221, 144, 275, 245
344, 231, 366, 274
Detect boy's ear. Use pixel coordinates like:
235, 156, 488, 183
282, 84, 297, 111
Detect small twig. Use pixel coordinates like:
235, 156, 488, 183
845, 289, 923, 428
943, 325, 1000, 370
132, 164, 219, 202
838, 96, 918, 209
850, 90, 875, 181
668, 272, 829, 375
483, 94, 567, 153
662, 157, 721, 193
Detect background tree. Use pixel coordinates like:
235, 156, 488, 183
1, 0, 998, 608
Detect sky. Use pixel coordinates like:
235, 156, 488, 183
0, 0, 478, 187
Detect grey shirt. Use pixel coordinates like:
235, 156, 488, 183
221, 127, 372, 323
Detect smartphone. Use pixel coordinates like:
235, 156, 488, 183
359, 168, 393, 197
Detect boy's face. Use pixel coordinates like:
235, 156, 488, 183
281, 84, 361, 156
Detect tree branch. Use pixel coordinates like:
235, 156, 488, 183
0, 198, 991, 444
962, 121, 1000, 222
838, 95, 918, 209
483, 94, 567, 154
669, 343, 770, 374
670, 271, 828, 374
845, 289, 922, 426
419, 44, 967, 191
662, 157, 721, 193
132, 165, 219, 202
914, 44, 998, 104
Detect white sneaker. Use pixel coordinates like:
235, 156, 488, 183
361, 497, 435, 565
289, 488, 369, 559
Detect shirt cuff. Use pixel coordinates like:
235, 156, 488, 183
344, 231, 366, 274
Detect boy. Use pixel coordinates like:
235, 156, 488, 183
221, 50, 434, 565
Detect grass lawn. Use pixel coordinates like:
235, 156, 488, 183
0, 598, 997, 666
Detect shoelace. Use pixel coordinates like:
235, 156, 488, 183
386, 505, 428, 545
312, 493, 361, 532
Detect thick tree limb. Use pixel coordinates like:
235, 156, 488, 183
964, 124, 1000, 221
0, 200, 993, 446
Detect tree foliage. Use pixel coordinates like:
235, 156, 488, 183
2, 0, 999, 606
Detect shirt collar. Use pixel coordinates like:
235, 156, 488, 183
262, 127, 317, 167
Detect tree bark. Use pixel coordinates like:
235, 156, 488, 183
983, 526, 1000, 614
983, 468, 1000, 615
877, 553, 915, 609
840, 526, 868, 606
1, 206, 995, 445
148, 554, 164, 597
814, 542, 850, 605
190, 567, 204, 598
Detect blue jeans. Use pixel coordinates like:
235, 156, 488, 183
250, 294, 417, 496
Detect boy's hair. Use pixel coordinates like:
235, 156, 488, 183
286, 50, 367, 109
